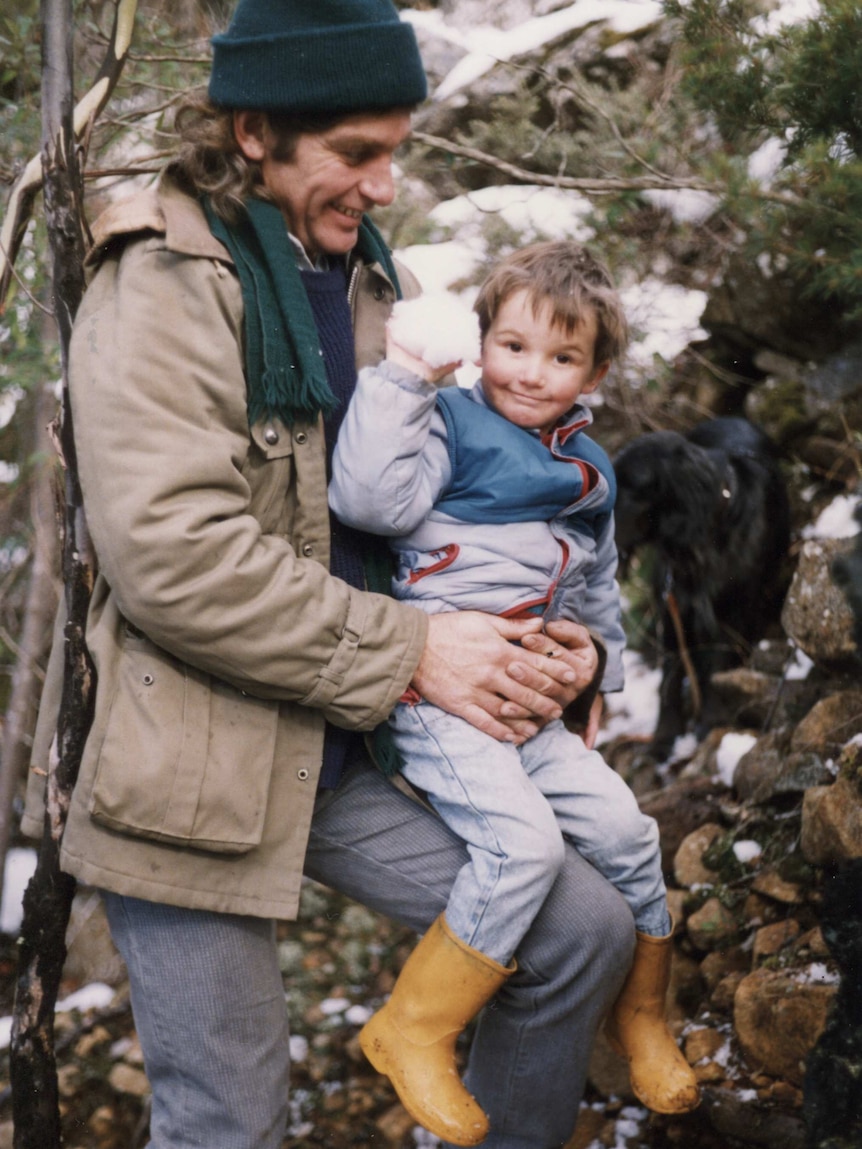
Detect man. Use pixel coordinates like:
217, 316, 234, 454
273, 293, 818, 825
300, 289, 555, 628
23, 2, 635, 1146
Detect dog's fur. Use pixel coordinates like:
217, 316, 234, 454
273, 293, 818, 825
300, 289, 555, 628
613, 417, 791, 758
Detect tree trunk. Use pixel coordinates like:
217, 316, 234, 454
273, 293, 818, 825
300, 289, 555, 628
0, 385, 60, 882
9, 3, 95, 1146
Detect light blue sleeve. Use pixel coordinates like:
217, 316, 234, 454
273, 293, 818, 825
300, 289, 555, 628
329, 361, 452, 537
581, 512, 627, 692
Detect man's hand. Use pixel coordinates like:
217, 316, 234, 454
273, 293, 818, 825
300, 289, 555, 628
411, 612, 597, 744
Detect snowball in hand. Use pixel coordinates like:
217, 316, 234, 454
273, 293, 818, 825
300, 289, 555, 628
387, 294, 481, 368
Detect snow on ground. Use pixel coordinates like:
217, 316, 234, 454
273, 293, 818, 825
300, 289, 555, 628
0, 981, 116, 1050
716, 732, 758, 788
0, 847, 36, 935
597, 649, 661, 746
802, 493, 861, 539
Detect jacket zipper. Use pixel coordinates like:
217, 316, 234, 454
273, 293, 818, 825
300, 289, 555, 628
347, 263, 361, 311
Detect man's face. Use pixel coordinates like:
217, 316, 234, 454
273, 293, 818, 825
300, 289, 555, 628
480, 290, 609, 433
256, 110, 412, 259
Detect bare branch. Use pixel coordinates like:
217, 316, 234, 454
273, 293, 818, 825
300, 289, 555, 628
409, 131, 807, 210
410, 130, 716, 194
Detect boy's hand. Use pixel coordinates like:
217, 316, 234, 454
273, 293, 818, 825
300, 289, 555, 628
385, 326, 460, 385
517, 620, 598, 701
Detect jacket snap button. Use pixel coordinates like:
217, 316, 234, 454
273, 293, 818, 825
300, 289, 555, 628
295, 431, 308, 445
142, 673, 154, 686
373, 287, 386, 301
301, 543, 314, 557
297, 768, 309, 781
264, 428, 279, 445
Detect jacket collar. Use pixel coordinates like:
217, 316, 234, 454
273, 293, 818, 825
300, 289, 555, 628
85, 172, 234, 270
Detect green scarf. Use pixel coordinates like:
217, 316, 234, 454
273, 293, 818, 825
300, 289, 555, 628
204, 196, 403, 427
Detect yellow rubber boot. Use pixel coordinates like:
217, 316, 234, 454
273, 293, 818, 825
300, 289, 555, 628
359, 914, 514, 1146
605, 926, 701, 1114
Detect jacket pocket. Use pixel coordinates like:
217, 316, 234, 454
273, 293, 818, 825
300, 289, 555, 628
88, 634, 277, 853
246, 419, 296, 535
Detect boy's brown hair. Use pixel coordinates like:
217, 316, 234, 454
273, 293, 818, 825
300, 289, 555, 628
473, 241, 628, 366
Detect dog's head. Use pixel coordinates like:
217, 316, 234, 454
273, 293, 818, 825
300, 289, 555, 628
613, 431, 721, 563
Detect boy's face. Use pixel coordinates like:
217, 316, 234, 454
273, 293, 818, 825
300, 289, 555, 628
481, 289, 609, 433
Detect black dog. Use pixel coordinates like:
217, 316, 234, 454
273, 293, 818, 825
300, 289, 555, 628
613, 416, 791, 758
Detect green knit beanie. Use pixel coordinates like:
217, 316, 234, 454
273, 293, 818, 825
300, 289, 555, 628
209, 0, 427, 113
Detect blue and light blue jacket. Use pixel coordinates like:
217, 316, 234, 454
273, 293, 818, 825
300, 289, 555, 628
330, 362, 625, 690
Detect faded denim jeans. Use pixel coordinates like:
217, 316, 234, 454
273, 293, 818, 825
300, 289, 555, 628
390, 705, 670, 964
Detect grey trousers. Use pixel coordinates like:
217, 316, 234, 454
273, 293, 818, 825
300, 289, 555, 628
104, 762, 635, 1149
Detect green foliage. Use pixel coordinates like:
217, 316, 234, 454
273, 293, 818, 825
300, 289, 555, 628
663, 0, 862, 321
1, 2, 42, 180
665, 0, 862, 157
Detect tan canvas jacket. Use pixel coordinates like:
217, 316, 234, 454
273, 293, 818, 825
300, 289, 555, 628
22, 176, 427, 920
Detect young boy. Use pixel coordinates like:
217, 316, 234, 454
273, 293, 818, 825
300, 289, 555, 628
330, 242, 699, 1145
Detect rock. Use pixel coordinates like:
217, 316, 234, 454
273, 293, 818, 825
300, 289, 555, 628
667, 947, 704, 1027
802, 337, 862, 433
734, 731, 834, 804
565, 1104, 607, 1149
781, 539, 858, 666
709, 667, 783, 729
734, 968, 837, 1086
638, 777, 729, 874
63, 888, 127, 988
801, 776, 862, 863
711, 970, 748, 1013
107, 1063, 151, 1098
790, 691, 862, 757
702, 253, 840, 364
699, 946, 751, 993
686, 898, 739, 952
751, 868, 804, 905
796, 927, 830, 959
752, 920, 801, 962
744, 368, 812, 449
586, 1028, 633, 1100
667, 887, 688, 927
792, 435, 862, 489
733, 731, 788, 803
684, 1026, 726, 1065
375, 1101, 419, 1146
673, 822, 724, 888
700, 1085, 807, 1149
